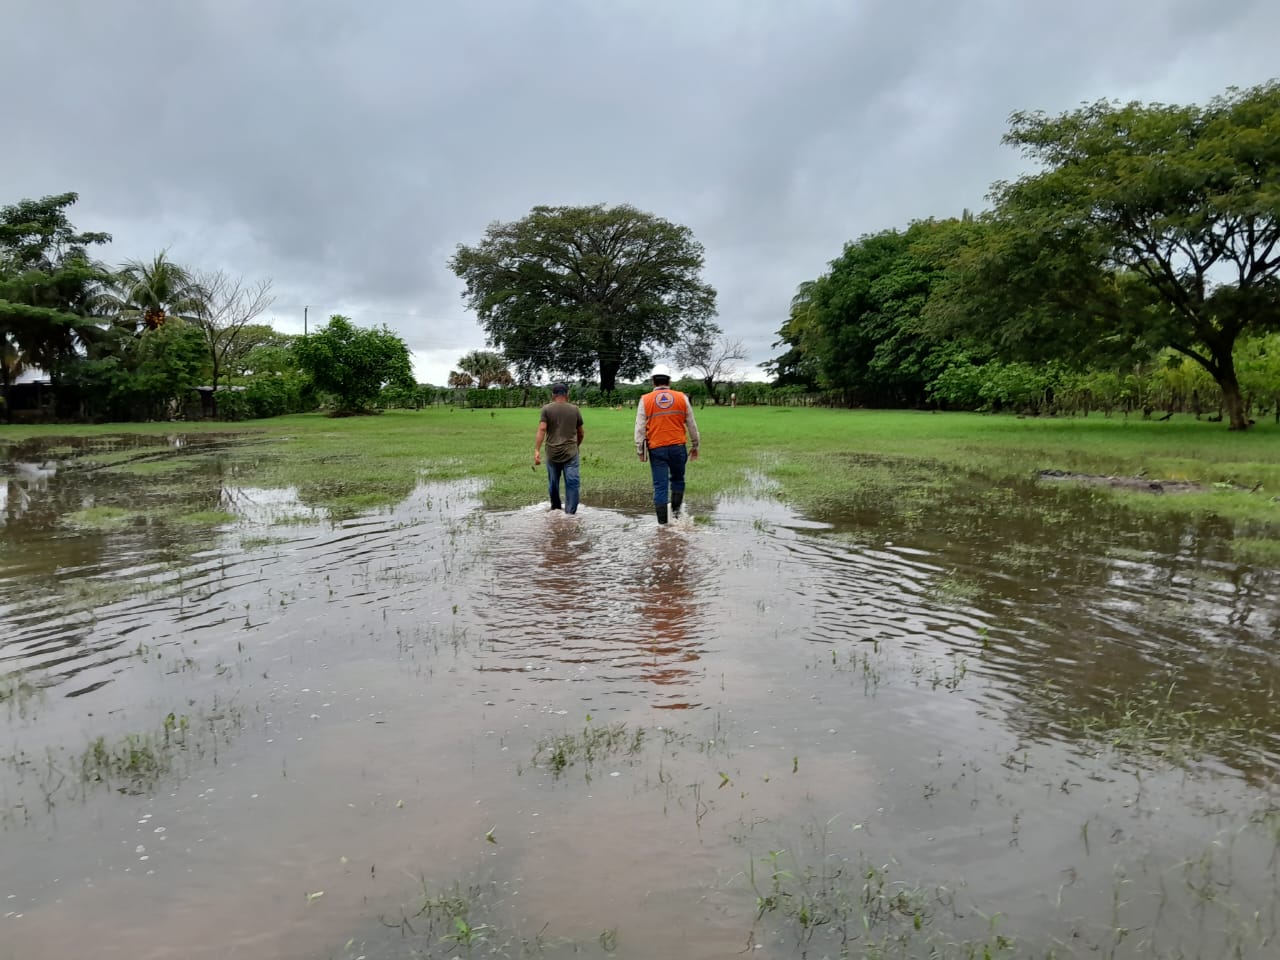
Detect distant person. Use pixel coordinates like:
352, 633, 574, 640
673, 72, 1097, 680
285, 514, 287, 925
730, 392, 737, 407
534, 383, 584, 513
635, 366, 700, 525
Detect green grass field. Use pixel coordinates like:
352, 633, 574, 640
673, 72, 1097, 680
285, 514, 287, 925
4, 407, 1279, 527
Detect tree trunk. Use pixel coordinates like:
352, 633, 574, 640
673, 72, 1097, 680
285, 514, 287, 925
1208, 348, 1250, 430
210, 359, 220, 419
1221, 376, 1249, 430
599, 358, 620, 393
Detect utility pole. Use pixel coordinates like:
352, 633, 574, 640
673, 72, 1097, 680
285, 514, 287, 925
303, 305, 308, 336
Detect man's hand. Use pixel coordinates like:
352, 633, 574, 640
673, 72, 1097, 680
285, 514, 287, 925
533, 450, 541, 466
690, 449, 700, 461
638, 450, 647, 462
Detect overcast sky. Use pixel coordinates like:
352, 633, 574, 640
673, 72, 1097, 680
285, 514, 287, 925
5, 0, 1277, 384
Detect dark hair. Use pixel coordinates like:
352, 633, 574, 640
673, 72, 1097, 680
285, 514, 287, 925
651, 374, 671, 386
550, 382, 569, 395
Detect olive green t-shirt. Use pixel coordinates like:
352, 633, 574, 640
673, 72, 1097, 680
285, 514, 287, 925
540, 401, 583, 463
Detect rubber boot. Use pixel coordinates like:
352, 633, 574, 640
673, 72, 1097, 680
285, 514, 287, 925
670, 490, 683, 518
655, 504, 669, 525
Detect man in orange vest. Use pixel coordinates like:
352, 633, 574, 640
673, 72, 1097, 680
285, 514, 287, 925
634, 366, 700, 525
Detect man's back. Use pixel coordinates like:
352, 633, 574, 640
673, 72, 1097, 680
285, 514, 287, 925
636, 387, 696, 451
540, 402, 582, 462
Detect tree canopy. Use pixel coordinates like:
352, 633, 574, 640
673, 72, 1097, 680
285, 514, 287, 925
449, 204, 717, 391
102, 251, 204, 332
926, 81, 1280, 429
293, 314, 415, 414
770, 219, 979, 405
0, 193, 112, 414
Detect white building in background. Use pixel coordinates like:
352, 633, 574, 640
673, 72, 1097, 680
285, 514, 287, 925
13, 367, 51, 386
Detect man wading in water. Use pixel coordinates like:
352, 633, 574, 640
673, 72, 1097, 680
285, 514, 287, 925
635, 365, 700, 525
534, 382, 584, 513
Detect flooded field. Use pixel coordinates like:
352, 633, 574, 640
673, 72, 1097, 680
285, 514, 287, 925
1, 433, 1277, 959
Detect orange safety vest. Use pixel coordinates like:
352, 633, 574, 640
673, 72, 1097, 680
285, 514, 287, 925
641, 388, 691, 449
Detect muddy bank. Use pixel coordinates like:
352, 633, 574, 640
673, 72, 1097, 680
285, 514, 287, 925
1036, 468, 1251, 494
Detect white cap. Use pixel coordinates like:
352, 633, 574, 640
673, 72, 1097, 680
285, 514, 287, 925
651, 363, 671, 379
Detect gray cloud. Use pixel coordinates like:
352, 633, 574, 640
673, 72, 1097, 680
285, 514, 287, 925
5, 0, 1276, 382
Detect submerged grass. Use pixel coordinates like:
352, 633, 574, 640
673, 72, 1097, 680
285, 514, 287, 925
530, 716, 647, 778
101, 456, 203, 476
1229, 536, 1280, 566
0, 672, 41, 717
4, 702, 244, 813
170, 508, 235, 525
368, 876, 615, 959
748, 846, 1017, 959
1039, 676, 1274, 772
61, 505, 131, 530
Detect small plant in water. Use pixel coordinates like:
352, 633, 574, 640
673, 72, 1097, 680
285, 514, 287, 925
1071, 677, 1267, 769
1, 671, 42, 719
80, 733, 170, 792
533, 716, 646, 779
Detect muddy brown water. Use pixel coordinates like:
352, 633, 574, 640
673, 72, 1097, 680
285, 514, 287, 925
1, 436, 1278, 959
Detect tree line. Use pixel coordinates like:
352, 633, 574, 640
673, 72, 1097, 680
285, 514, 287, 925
770, 81, 1280, 430
0, 193, 422, 421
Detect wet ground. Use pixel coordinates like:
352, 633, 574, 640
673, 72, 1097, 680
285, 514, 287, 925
1, 434, 1277, 959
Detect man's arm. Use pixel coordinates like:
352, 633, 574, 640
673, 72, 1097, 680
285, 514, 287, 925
534, 419, 547, 466
684, 397, 701, 459
634, 399, 648, 459
576, 412, 584, 447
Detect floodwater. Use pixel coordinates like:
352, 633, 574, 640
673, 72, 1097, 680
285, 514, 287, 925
1, 435, 1277, 959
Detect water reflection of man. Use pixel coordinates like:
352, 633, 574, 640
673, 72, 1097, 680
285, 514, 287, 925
633, 530, 704, 705
518, 518, 705, 707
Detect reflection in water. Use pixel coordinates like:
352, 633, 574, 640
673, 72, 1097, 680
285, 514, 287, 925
219, 485, 328, 524
631, 528, 703, 698
472, 509, 711, 708
0, 461, 57, 526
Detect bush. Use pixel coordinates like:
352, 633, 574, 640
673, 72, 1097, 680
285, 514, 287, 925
216, 374, 313, 421
214, 389, 254, 421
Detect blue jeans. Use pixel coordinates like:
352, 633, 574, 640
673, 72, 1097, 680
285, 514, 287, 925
547, 454, 580, 514
647, 444, 687, 505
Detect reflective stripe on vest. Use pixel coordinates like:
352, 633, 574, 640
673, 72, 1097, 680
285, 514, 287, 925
643, 389, 689, 448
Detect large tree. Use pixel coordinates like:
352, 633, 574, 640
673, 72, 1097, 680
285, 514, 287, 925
928, 82, 1280, 430
0, 193, 112, 416
449, 204, 717, 391
294, 314, 414, 414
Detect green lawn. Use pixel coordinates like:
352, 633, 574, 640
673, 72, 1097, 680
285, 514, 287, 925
4, 407, 1278, 527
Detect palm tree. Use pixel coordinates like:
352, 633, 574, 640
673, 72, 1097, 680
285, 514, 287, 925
456, 349, 514, 388
103, 251, 205, 331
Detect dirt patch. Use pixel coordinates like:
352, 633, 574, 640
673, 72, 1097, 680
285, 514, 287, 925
1037, 469, 1212, 494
